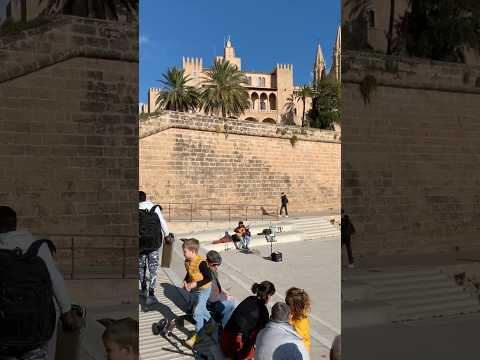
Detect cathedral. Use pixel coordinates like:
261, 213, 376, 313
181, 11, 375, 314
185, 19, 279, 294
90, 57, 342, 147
145, 28, 341, 126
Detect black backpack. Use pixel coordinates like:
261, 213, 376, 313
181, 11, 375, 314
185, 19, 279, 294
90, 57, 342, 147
139, 205, 163, 253
0, 239, 57, 356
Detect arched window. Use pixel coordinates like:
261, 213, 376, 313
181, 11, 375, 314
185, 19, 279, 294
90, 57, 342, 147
269, 94, 277, 110
251, 92, 259, 110
260, 93, 268, 111
257, 77, 262, 87
247, 76, 252, 85
368, 10, 375, 27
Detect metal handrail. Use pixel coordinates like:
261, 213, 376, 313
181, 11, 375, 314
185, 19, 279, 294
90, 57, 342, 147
43, 233, 137, 280
159, 202, 280, 222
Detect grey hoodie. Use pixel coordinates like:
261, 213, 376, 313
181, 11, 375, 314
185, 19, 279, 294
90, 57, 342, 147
255, 320, 310, 360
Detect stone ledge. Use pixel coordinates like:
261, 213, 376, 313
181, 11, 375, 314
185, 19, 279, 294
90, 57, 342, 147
140, 110, 341, 143
0, 15, 138, 84
343, 50, 480, 94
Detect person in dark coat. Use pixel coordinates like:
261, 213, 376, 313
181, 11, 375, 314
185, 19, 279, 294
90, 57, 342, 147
220, 281, 275, 360
341, 210, 355, 268
280, 193, 289, 217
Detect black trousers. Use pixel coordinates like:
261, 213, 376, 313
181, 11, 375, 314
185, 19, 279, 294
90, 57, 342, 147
280, 204, 288, 216
342, 239, 354, 264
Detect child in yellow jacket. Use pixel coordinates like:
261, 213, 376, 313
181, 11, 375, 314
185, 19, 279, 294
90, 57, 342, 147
286, 287, 311, 352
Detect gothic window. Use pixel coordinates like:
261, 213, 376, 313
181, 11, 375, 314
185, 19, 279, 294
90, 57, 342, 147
260, 101, 266, 110
261, 77, 266, 87
247, 77, 252, 85
368, 10, 375, 28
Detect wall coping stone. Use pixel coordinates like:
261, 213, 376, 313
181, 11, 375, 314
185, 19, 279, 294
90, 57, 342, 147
343, 50, 480, 94
139, 111, 341, 144
0, 15, 138, 84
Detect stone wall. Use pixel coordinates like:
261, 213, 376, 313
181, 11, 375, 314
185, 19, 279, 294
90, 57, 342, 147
0, 16, 138, 274
140, 111, 341, 217
342, 51, 480, 255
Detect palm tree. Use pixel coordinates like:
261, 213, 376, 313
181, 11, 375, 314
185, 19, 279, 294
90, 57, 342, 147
155, 67, 200, 112
39, 0, 138, 21
294, 85, 313, 127
200, 59, 250, 118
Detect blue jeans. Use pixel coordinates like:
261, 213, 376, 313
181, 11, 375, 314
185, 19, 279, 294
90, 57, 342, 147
207, 299, 236, 328
192, 287, 212, 334
241, 235, 251, 248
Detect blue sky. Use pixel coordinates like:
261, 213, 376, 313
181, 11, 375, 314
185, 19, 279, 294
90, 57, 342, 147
140, 0, 340, 104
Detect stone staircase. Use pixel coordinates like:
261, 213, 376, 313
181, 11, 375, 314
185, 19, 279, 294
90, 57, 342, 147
288, 216, 339, 241
346, 268, 480, 322
139, 269, 222, 360
168, 239, 334, 357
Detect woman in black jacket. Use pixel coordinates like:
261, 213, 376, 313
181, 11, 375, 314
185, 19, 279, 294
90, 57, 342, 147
220, 281, 276, 360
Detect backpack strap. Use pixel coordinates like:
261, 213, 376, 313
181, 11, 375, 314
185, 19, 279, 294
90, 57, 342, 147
25, 239, 56, 258
149, 205, 164, 233
149, 205, 160, 214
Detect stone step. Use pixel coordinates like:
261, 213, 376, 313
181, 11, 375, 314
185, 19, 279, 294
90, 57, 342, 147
139, 269, 220, 360
373, 283, 457, 298
396, 303, 480, 321
342, 300, 394, 328
397, 297, 478, 315
180, 224, 295, 243
346, 269, 441, 282
364, 273, 449, 287
393, 292, 475, 308
170, 239, 335, 354
376, 286, 464, 303
369, 278, 455, 293
201, 231, 304, 253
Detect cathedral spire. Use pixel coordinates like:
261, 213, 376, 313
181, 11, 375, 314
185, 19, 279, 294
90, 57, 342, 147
313, 43, 326, 84
331, 26, 341, 83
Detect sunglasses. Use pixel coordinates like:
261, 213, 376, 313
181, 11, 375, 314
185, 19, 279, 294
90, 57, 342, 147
209, 263, 221, 267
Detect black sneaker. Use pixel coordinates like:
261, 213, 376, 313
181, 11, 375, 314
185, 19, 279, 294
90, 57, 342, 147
148, 288, 155, 297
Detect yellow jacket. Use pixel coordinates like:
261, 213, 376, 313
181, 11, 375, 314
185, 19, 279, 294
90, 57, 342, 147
291, 316, 310, 352
184, 254, 211, 289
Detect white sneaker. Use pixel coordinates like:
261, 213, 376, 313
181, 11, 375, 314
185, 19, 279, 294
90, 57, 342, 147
285, 215, 289, 218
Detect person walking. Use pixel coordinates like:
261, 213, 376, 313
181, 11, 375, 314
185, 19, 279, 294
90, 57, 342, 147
280, 193, 289, 217
341, 209, 355, 268
139, 191, 170, 299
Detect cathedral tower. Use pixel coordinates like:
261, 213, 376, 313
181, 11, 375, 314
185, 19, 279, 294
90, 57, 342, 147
313, 44, 326, 85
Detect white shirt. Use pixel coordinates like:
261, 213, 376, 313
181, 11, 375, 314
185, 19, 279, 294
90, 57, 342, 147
139, 200, 170, 236
0, 229, 72, 314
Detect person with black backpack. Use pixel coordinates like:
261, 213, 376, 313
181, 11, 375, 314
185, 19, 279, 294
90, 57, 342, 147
0, 206, 77, 360
139, 191, 169, 299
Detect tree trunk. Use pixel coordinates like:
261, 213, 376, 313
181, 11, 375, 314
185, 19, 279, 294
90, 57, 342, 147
387, 0, 395, 54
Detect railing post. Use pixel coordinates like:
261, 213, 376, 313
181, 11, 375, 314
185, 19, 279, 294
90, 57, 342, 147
228, 205, 231, 223
168, 203, 171, 222
210, 203, 213, 221
245, 206, 248, 221
71, 237, 74, 280
122, 238, 126, 279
